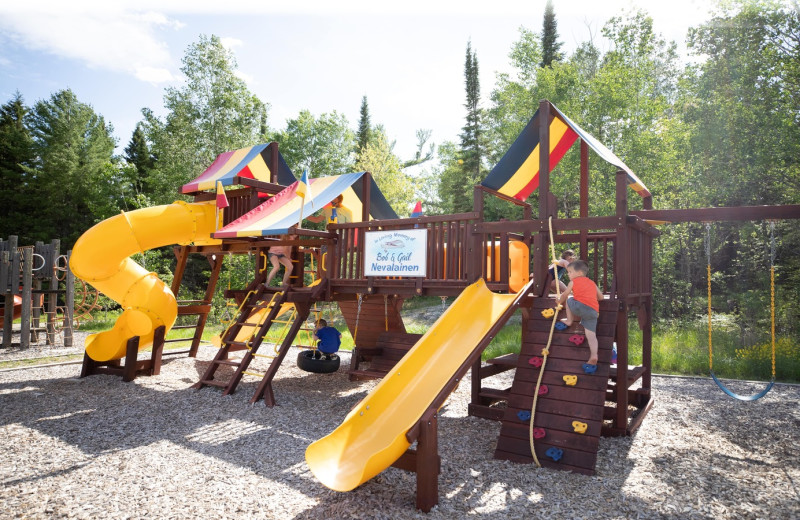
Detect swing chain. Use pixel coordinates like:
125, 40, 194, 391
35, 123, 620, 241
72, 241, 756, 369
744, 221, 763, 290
353, 293, 363, 343
440, 296, 447, 312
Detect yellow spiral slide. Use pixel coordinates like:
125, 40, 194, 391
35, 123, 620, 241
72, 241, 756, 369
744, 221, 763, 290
70, 201, 219, 362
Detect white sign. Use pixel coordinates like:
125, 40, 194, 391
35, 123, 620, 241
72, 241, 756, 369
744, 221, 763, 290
364, 229, 427, 277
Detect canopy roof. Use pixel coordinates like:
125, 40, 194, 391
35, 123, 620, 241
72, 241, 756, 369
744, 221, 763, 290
181, 143, 295, 194
214, 172, 398, 238
481, 103, 650, 201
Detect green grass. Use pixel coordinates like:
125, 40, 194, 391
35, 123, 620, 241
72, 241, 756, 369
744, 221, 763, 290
70, 307, 798, 383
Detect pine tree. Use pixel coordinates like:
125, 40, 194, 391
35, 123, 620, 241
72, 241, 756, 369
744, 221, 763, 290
356, 95, 371, 158
124, 123, 155, 194
540, 0, 564, 67
0, 92, 34, 240
459, 41, 483, 192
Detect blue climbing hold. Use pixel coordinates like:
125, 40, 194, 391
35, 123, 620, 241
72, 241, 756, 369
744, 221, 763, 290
554, 321, 568, 331
517, 410, 531, 422
582, 363, 598, 374
545, 447, 563, 462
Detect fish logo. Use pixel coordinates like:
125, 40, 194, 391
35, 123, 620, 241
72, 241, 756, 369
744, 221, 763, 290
381, 239, 405, 250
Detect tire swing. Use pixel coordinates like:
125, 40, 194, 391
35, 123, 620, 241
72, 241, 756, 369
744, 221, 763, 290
296, 298, 352, 374
297, 350, 340, 373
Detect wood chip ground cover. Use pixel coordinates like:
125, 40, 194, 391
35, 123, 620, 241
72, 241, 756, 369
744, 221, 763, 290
0, 341, 798, 519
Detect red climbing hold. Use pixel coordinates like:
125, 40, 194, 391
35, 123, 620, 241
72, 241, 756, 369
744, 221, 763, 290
533, 427, 546, 439
569, 334, 585, 345
529, 356, 543, 368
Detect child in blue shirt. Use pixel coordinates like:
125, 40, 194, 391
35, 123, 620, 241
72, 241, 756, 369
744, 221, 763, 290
313, 319, 341, 360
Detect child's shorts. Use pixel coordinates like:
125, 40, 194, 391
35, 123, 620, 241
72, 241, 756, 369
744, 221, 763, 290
567, 298, 599, 333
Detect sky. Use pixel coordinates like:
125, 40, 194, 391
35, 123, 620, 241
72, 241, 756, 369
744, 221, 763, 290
0, 0, 715, 167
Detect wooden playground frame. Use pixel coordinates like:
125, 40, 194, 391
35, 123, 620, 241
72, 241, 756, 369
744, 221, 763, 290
74, 101, 800, 511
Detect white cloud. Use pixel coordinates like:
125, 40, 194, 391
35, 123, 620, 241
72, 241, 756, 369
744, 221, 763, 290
0, 4, 180, 84
220, 37, 244, 51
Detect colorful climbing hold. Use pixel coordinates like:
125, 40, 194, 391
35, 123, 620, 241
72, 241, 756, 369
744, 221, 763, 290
533, 427, 546, 439
517, 410, 531, 422
563, 374, 578, 386
554, 321, 568, 331
545, 447, 563, 462
538, 384, 549, 396
582, 363, 598, 374
529, 356, 543, 368
541, 308, 555, 318
569, 334, 585, 345
572, 421, 588, 434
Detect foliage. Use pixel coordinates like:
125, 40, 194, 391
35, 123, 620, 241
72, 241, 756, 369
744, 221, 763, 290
0, 92, 35, 241
21, 89, 119, 247
356, 95, 371, 158
123, 122, 155, 196
540, 0, 564, 67
272, 109, 355, 176
141, 34, 269, 204
355, 130, 417, 216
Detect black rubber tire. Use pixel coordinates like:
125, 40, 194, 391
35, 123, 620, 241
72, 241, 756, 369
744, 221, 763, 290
297, 350, 340, 373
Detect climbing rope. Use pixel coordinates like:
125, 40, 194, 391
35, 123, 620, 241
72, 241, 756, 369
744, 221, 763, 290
529, 216, 562, 466
706, 222, 776, 401
383, 294, 389, 332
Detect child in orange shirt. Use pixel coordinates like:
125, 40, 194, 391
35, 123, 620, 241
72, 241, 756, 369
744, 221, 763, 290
556, 260, 603, 372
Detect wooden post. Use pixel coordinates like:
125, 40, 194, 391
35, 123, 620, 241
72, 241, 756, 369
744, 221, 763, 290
362, 172, 372, 222
579, 139, 589, 259
20, 248, 32, 348
189, 254, 223, 357
269, 141, 279, 184
538, 100, 553, 220
45, 239, 60, 345
150, 325, 166, 376
415, 412, 439, 512
613, 170, 630, 433
122, 335, 140, 382
64, 251, 74, 348
2, 249, 12, 348
469, 186, 485, 283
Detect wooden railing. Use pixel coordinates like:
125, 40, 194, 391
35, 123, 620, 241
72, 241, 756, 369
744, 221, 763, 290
327, 213, 478, 294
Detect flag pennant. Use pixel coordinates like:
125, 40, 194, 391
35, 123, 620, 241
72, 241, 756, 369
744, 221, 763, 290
216, 181, 229, 209
411, 201, 423, 217
297, 169, 310, 199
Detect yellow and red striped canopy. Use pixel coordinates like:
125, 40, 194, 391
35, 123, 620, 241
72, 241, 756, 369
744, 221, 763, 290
481, 103, 650, 200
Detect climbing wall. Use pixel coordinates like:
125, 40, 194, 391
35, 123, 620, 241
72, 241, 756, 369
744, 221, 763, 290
493, 297, 619, 475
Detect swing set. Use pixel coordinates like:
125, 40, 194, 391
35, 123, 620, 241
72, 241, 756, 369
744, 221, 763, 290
703, 221, 777, 401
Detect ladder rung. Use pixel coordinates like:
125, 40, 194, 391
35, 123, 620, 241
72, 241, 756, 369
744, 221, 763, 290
164, 338, 190, 344
227, 341, 250, 347
214, 359, 241, 366
251, 352, 275, 358
242, 371, 263, 377
171, 325, 197, 330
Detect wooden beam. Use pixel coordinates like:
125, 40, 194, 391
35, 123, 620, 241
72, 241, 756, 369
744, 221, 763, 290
630, 205, 800, 223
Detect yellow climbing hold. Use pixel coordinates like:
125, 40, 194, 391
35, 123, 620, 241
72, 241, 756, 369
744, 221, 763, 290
563, 375, 577, 386
541, 349, 550, 356
572, 421, 588, 434
541, 308, 555, 318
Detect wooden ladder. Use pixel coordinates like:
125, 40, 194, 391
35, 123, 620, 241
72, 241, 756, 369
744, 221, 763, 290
193, 281, 291, 396
492, 297, 620, 475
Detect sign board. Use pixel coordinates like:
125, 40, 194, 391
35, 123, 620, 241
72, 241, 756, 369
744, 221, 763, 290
364, 229, 427, 277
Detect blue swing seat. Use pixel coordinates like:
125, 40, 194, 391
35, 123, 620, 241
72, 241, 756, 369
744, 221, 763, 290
710, 371, 775, 401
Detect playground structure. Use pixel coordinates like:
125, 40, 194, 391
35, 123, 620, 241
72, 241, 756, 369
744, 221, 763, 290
1, 236, 75, 349
70, 100, 800, 511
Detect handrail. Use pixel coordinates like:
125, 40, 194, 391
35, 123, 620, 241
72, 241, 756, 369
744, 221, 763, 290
328, 212, 478, 229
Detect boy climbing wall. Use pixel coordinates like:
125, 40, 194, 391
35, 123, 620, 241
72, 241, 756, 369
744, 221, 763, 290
556, 259, 603, 374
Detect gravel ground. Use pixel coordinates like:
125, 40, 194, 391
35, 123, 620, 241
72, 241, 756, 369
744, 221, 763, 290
0, 341, 798, 519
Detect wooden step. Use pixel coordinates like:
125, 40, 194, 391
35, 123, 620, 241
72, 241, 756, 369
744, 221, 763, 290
480, 387, 510, 400
487, 353, 519, 366
213, 359, 241, 366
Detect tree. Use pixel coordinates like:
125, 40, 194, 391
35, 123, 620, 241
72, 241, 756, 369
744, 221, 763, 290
273, 109, 355, 176
0, 92, 35, 241
356, 95, 371, 158
540, 0, 564, 67
356, 130, 417, 216
438, 41, 486, 214
22, 89, 118, 247
142, 34, 269, 204
124, 122, 155, 195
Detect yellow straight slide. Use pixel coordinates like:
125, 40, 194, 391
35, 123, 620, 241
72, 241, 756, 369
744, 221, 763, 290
70, 201, 220, 362
306, 279, 521, 492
